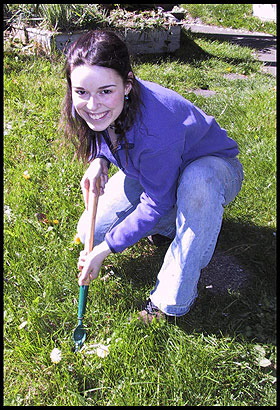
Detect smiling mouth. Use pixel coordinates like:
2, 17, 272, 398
88, 111, 109, 121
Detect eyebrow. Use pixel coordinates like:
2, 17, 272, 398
72, 85, 116, 90
98, 84, 116, 90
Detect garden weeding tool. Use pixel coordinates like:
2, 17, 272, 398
73, 178, 100, 353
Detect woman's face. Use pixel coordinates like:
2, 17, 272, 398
71, 64, 132, 132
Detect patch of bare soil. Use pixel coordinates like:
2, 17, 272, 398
199, 251, 249, 294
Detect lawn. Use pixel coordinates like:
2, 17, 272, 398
4, 6, 276, 406
182, 4, 276, 35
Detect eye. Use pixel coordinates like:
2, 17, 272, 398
75, 89, 87, 96
100, 89, 112, 95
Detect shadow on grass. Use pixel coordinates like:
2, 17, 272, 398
132, 29, 212, 67
116, 219, 276, 345
191, 30, 277, 51
132, 28, 261, 70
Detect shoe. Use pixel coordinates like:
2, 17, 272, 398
137, 298, 166, 324
147, 234, 172, 247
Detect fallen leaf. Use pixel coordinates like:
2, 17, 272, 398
18, 320, 28, 330
35, 213, 49, 224
259, 358, 272, 367
96, 344, 109, 358
253, 344, 266, 357
84, 342, 110, 358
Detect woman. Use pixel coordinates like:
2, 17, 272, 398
60, 30, 243, 322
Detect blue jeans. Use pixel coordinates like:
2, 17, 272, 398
77, 155, 244, 316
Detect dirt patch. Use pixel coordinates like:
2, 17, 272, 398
199, 251, 249, 294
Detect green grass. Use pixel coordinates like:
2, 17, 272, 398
4, 22, 276, 406
182, 4, 276, 35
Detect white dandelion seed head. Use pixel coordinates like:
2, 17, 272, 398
50, 348, 62, 363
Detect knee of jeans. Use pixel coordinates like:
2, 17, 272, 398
178, 172, 223, 210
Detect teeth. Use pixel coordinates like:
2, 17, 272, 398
88, 112, 107, 120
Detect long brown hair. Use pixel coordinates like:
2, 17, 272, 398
59, 30, 142, 163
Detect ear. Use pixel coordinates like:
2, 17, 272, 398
125, 71, 134, 95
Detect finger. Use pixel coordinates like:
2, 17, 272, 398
83, 178, 90, 190
78, 261, 85, 271
90, 177, 99, 196
79, 276, 88, 286
78, 257, 84, 265
99, 185, 105, 196
78, 258, 86, 268
101, 172, 108, 184
77, 252, 87, 271
78, 274, 92, 286
79, 259, 91, 282
99, 174, 108, 195
78, 269, 88, 285
77, 253, 86, 263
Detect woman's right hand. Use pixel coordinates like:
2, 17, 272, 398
80, 158, 109, 209
77, 241, 111, 285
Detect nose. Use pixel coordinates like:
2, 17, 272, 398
87, 95, 100, 111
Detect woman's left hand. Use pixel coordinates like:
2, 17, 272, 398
78, 241, 111, 286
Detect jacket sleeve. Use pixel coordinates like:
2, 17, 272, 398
105, 143, 183, 253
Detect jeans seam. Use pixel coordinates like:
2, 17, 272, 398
200, 219, 222, 267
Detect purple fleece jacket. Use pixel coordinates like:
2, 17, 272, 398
95, 78, 239, 253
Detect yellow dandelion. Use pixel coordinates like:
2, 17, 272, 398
23, 170, 30, 180
53, 219, 59, 224
73, 234, 81, 245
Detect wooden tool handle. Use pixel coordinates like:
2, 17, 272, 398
84, 178, 100, 285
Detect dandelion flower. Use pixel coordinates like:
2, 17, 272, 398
73, 234, 81, 245
23, 170, 30, 180
50, 348, 62, 363
53, 219, 59, 225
